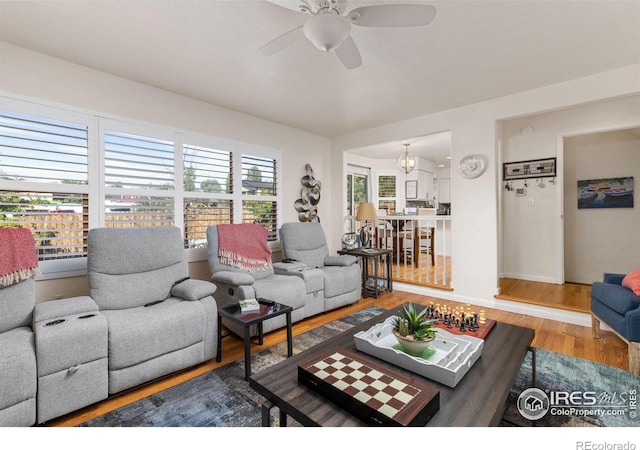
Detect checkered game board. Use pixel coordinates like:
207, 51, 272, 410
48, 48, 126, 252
302, 351, 422, 420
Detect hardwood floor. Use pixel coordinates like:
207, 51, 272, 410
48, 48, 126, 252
47, 288, 630, 427
496, 278, 591, 313
381, 254, 452, 290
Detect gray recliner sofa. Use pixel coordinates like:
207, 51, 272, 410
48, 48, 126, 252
206, 224, 309, 336
206, 223, 361, 337
2, 226, 219, 426
278, 222, 361, 312
88, 226, 218, 395
0, 277, 37, 427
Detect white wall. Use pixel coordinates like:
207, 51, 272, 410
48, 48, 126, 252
4, 39, 640, 319
564, 129, 640, 283
0, 42, 331, 301
501, 95, 640, 285
331, 64, 640, 323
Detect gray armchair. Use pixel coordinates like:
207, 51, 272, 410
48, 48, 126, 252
206, 224, 308, 336
88, 226, 218, 395
0, 277, 37, 427
278, 222, 361, 311
0, 227, 38, 427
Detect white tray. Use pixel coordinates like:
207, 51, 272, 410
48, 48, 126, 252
354, 316, 484, 388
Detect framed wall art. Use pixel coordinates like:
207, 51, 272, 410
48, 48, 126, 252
578, 177, 634, 209
503, 157, 556, 180
405, 180, 417, 199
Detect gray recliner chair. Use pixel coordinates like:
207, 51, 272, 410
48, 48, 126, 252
88, 226, 218, 395
206, 224, 308, 336
278, 222, 361, 311
0, 277, 37, 427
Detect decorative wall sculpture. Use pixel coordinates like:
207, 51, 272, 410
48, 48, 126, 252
294, 164, 321, 222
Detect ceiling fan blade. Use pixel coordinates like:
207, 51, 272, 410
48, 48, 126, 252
259, 26, 305, 56
348, 4, 437, 27
334, 35, 362, 70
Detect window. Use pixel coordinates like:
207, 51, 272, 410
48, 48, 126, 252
0, 109, 90, 266
346, 172, 368, 216
378, 175, 397, 214
104, 129, 175, 228
183, 143, 234, 249
0, 191, 88, 261
0, 110, 88, 184
183, 144, 232, 194
0, 97, 283, 278
104, 130, 174, 190
241, 154, 278, 241
184, 198, 233, 248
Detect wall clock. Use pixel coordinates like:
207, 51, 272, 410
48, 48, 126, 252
459, 155, 486, 179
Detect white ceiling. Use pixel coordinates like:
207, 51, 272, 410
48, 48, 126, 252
0, 0, 639, 146
347, 130, 452, 168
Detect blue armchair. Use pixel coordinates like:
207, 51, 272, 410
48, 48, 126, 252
591, 272, 640, 375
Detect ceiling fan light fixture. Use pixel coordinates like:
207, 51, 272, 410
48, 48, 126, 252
397, 144, 417, 174
303, 14, 351, 52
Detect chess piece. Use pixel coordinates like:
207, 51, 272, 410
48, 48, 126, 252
479, 310, 486, 324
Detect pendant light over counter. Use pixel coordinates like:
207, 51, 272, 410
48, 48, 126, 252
397, 143, 416, 174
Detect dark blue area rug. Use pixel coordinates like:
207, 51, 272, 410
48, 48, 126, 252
80, 306, 386, 427
503, 348, 638, 427
80, 307, 639, 427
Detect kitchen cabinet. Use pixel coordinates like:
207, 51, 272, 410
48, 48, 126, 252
438, 178, 451, 203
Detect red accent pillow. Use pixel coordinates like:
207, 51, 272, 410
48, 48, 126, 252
622, 269, 640, 296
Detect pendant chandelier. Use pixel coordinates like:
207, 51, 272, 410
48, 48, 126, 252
397, 143, 416, 174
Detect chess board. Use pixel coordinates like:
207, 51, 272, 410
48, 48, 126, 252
433, 318, 497, 339
298, 348, 439, 426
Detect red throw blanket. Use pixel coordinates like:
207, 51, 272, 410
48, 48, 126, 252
0, 227, 40, 287
217, 223, 271, 272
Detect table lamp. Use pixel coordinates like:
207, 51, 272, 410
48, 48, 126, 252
355, 202, 377, 248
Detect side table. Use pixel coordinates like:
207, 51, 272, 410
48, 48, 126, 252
338, 248, 393, 298
216, 299, 293, 380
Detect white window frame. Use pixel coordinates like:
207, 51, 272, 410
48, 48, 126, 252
0, 95, 283, 278
376, 171, 398, 214
0, 96, 95, 279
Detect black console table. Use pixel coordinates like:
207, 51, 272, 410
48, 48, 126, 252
338, 248, 393, 298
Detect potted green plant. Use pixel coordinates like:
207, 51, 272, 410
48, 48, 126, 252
391, 302, 438, 357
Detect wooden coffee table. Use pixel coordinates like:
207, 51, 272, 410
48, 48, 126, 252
249, 307, 535, 427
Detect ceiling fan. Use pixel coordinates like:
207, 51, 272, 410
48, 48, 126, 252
261, 0, 437, 69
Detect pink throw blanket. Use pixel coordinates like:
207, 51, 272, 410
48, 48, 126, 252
0, 227, 40, 287
217, 224, 271, 272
